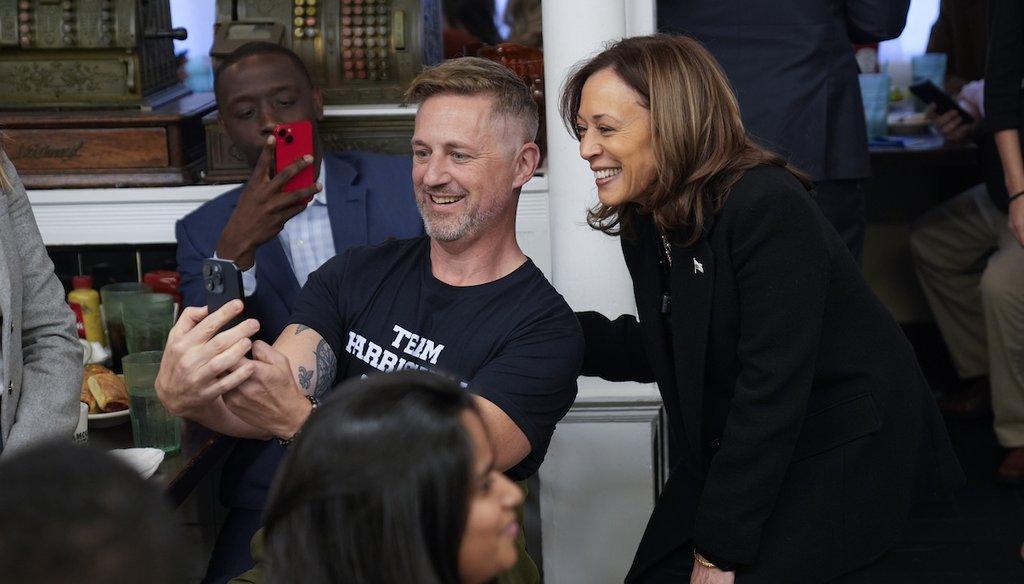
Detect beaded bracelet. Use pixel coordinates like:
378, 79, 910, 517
277, 394, 320, 446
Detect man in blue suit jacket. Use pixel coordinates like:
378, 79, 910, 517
174, 42, 422, 583
658, 0, 911, 263
177, 150, 424, 343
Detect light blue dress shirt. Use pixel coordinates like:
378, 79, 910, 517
236, 160, 335, 295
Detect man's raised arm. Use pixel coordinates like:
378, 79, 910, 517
219, 323, 338, 442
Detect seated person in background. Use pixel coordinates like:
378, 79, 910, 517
174, 41, 423, 583
235, 371, 525, 584
926, 0, 987, 96
157, 56, 583, 584
910, 0, 1024, 486
0, 442, 188, 584
0, 140, 82, 458
908, 83, 999, 422
176, 41, 423, 344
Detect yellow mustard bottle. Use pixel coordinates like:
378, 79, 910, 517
67, 275, 106, 346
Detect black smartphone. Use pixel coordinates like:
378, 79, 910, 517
908, 79, 975, 124
202, 258, 244, 333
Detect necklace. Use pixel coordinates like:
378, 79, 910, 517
660, 233, 673, 268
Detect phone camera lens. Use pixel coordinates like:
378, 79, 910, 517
285, 135, 294, 144
278, 128, 287, 137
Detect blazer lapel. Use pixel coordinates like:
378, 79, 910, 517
219, 192, 299, 303
324, 154, 370, 253
255, 236, 299, 303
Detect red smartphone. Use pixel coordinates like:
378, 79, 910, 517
274, 120, 315, 197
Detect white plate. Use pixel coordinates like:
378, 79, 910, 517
88, 408, 130, 428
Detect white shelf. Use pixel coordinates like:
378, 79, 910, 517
27, 183, 238, 246
27, 175, 550, 250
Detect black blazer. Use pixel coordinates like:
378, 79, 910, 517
580, 166, 963, 583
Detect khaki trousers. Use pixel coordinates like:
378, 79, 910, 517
909, 183, 1024, 447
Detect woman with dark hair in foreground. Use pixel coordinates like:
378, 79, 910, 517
561, 34, 964, 583
262, 370, 524, 584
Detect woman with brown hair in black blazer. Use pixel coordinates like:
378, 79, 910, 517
559, 34, 964, 584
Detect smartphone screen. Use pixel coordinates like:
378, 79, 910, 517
202, 258, 244, 333
274, 120, 315, 196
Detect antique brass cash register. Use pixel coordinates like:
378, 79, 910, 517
203, 0, 442, 182
0, 0, 215, 187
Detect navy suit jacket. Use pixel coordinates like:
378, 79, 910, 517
175, 150, 423, 508
658, 0, 910, 182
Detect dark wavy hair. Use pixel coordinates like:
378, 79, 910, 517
264, 371, 478, 584
0, 442, 188, 584
559, 34, 811, 245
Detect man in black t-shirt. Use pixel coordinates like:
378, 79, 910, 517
154, 57, 583, 580
290, 235, 581, 480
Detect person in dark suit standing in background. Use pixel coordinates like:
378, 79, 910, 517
657, 0, 910, 263
174, 42, 423, 583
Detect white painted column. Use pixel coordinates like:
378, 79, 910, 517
543, 0, 654, 315
538, 2, 660, 583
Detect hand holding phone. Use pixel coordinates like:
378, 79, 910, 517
274, 120, 315, 200
908, 79, 975, 125
202, 259, 245, 334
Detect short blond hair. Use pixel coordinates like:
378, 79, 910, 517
404, 57, 539, 142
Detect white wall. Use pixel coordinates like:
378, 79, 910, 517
879, 0, 941, 89
170, 2, 214, 59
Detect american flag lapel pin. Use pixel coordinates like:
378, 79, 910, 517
693, 258, 704, 274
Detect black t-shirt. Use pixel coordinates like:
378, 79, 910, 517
290, 236, 584, 479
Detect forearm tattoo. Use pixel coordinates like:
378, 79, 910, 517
297, 366, 313, 390
313, 339, 336, 399
292, 325, 336, 397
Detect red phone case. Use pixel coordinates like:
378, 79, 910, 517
274, 120, 315, 195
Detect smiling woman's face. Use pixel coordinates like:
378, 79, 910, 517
575, 67, 657, 207
457, 411, 525, 584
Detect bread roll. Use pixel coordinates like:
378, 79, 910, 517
83, 364, 129, 413
80, 382, 98, 414
81, 364, 105, 414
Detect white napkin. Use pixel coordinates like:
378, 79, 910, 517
80, 339, 110, 365
108, 448, 165, 479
